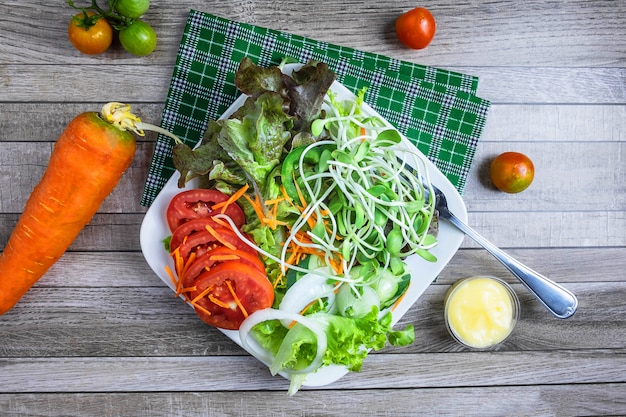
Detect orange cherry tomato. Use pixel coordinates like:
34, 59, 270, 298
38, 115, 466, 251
395, 7, 436, 50
68, 12, 113, 55
489, 152, 535, 193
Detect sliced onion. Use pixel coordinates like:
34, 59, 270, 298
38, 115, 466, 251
239, 308, 328, 376
279, 268, 337, 325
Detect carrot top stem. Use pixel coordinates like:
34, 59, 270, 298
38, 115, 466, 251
100, 102, 184, 144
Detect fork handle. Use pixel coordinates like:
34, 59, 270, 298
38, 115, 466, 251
444, 211, 578, 319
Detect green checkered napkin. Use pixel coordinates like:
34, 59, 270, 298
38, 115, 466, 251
141, 10, 490, 207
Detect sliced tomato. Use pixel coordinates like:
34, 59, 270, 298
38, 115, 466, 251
170, 218, 230, 252
182, 246, 265, 289
174, 228, 257, 263
188, 261, 274, 330
166, 189, 246, 232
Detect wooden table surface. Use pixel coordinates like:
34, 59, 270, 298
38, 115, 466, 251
1, 1, 625, 416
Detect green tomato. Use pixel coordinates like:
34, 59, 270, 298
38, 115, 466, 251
114, 0, 150, 19
119, 20, 157, 56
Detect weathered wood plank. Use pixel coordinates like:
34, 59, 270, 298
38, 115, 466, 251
461, 210, 626, 248
1, 64, 624, 104
0, 349, 624, 393
0, 103, 164, 144
2, 209, 621, 251
2, 103, 625, 144
0, 282, 623, 356
483, 104, 626, 142
442, 247, 626, 285
1, 0, 625, 68
2, 247, 618, 289
464, 141, 626, 211
0, 65, 173, 103
1, 139, 624, 215
1, 385, 626, 417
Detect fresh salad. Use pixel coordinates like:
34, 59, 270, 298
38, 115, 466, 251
162, 58, 439, 394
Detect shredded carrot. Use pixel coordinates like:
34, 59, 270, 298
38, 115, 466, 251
204, 224, 237, 250
191, 285, 214, 304
286, 299, 318, 328
180, 286, 197, 295
172, 247, 183, 275
212, 183, 249, 213
188, 281, 241, 313
327, 254, 344, 275
243, 190, 289, 230
208, 254, 240, 262
283, 233, 326, 267
299, 299, 317, 315
260, 195, 290, 229
164, 265, 178, 293
292, 182, 319, 231
225, 280, 248, 318
279, 185, 292, 202
391, 282, 411, 312
170, 250, 197, 296
264, 197, 284, 205
181, 251, 197, 279
210, 216, 230, 228
191, 302, 212, 317
273, 275, 284, 289
243, 193, 266, 223
209, 294, 232, 309
293, 173, 308, 209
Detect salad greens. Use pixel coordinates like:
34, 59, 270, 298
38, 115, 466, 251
171, 58, 438, 394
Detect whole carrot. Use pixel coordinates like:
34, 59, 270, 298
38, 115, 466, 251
0, 103, 152, 315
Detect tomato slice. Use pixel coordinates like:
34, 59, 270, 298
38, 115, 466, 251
174, 228, 256, 262
166, 189, 246, 232
188, 261, 274, 330
182, 246, 266, 289
170, 218, 230, 252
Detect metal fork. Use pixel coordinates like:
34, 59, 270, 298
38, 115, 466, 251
433, 185, 578, 319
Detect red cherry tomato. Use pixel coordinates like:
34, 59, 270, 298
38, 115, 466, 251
188, 262, 274, 330
68, 12, 113, 55
166, 189, 245, 232
395, 7, 436, 50
489, 152, 535, 193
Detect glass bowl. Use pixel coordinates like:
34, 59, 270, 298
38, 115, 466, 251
444, 276, 520, 350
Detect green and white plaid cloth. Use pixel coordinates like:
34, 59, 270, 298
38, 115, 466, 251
141, 10, 490, 207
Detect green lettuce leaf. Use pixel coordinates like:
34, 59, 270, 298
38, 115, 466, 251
218, 92, 293, 187
171, 59, 336, 195
250, 306, 415, 390
235, 56, 293, 99
288, 60, 337, 132
171, 120, 242, 188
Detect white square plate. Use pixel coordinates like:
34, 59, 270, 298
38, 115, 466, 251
140, 63, 467, 387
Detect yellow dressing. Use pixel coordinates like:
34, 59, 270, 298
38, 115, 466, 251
445, 277, 517, 349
